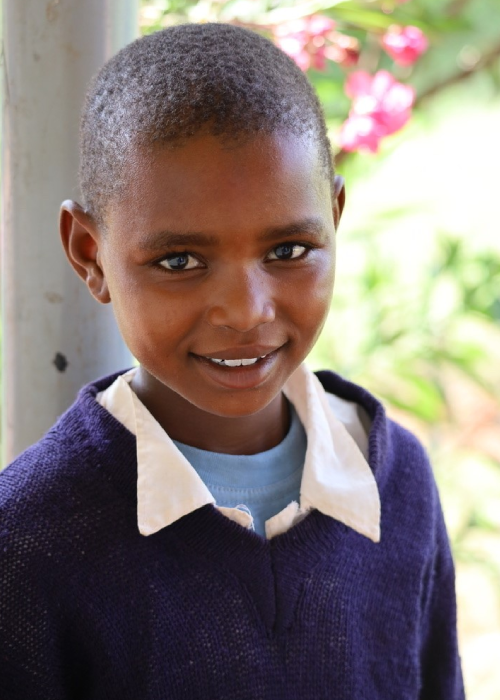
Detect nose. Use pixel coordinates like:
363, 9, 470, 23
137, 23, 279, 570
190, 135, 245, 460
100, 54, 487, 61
205, 266, 275, 332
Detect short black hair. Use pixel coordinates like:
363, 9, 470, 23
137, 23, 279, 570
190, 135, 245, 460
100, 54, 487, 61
80, 22, 334, 224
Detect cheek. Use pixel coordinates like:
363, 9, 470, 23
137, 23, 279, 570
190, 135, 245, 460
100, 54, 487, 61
279, 250, 335, 353
307, 253, 336, 344
105, 270, 193, 359
298, 250, 336, 321
309, 266, 335, 338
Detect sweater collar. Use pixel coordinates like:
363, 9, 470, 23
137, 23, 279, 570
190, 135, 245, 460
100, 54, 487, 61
93, 363, 380, 543
66, 367, 390, 552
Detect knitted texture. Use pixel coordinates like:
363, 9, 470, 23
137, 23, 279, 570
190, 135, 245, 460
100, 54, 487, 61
0, 370, 465, 699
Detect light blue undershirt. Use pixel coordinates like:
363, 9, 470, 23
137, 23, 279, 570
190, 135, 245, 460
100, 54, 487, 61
173, 402, 308, 537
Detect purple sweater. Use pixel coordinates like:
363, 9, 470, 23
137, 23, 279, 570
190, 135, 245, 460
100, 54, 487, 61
0, 370, 465, 699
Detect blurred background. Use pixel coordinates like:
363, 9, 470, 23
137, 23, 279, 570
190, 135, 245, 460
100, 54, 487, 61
1, 0, 498, 696
138, 0, 500, 696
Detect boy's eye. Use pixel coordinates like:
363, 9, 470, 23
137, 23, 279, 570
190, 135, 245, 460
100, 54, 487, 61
267, 244, 308, 261
159, 253, 202, 271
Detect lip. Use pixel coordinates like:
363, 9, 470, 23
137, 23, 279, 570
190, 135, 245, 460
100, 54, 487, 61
194, 345, 283, 361
191, 347, 283, 390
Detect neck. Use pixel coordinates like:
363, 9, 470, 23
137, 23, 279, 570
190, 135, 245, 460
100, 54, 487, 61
130, 367, 290, 455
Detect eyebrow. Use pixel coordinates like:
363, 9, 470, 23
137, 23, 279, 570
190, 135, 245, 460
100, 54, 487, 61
138, 217, 326, 251
138, 231, 217, 251
261, 217, 325, 242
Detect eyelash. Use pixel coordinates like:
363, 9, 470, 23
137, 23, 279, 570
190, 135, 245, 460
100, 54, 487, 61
155, 242, 314, 273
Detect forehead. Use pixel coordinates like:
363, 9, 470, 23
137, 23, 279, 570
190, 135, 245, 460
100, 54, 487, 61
106, 132, 333, 236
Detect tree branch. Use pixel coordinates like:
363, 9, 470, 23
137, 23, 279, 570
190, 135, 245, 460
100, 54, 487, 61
416, 42, 500, 103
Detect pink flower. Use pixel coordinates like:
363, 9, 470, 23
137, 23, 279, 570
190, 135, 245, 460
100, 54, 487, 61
273, 15, 335, 72
339, 70, 415, 153
307, 15, 336, 35
276, 34, 311, 71
339, 115, 381, 153
382, 25, 428, 66
324, 33, 360, 67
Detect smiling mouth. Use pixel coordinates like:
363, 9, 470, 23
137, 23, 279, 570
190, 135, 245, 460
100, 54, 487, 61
191, 347, 282, 390
205, 354, 268, 367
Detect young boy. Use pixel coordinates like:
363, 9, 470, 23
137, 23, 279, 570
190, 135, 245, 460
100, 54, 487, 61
0, 22, 464, 699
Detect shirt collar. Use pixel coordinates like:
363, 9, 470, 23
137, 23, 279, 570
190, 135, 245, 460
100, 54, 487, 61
97, 363, 380, 543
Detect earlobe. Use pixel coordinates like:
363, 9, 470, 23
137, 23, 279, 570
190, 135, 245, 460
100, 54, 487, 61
332, 175, 346, 231
59, 200, 111, 304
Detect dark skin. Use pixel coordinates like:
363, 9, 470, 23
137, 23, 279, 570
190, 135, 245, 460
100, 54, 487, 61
60, 132, 345, 455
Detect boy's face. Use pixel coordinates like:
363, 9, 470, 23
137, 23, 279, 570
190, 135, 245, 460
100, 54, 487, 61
63, 132, 344, 419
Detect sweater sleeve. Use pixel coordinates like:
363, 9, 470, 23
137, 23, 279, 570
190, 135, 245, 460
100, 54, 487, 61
0, 524, 72, 699
418, 489, 466, 700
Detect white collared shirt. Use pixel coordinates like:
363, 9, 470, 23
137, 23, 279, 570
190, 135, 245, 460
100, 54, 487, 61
96, 363, 380, 542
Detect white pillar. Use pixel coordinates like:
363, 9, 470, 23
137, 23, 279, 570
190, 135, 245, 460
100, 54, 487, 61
2, 0, 138, 463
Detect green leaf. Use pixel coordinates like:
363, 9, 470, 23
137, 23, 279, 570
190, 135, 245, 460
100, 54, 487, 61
255, 0, 347, 25
380, 370, 447, 423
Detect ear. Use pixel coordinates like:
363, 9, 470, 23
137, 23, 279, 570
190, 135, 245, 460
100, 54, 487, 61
332, 175, 346, 231
59, 200, 111, 304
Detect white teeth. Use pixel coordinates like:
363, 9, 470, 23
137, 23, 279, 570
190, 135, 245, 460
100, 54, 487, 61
225, 358, 258, 367
207, 357, 259, 367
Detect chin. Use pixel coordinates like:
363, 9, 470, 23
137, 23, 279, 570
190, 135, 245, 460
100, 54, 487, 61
192, 389, 281, 419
